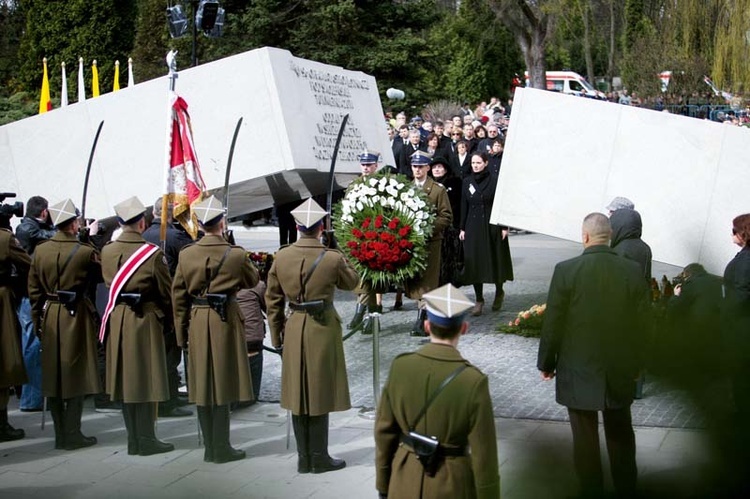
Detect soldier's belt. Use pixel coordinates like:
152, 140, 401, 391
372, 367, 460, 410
288, 300, 332, 314
47, 290, 79, 316
116, 293, 144, 317
192, 294, 235, 322
399, 433, 467, 457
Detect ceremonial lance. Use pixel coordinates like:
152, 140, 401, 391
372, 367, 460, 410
222, 117, 243, 244
323, 114, 349, 248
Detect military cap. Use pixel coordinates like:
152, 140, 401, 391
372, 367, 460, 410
422, 284, 474, 328
48, 199, 79, 227
410, 115, 423, 123
114, 196, 146, 225
193, 195, 225, 226
605, 196, 635, 212
358, 148, 380, 165
291, 198, 327, 229
410, 150, 433, 167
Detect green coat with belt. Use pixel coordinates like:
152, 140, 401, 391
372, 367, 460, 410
375, 343, 500, 499
172, 235, 258, 406
265, 235, 359, 416
101, 231, 171, 403
28, 232, 102, 398
406, 177, 453, 300
0, 229, 31, 388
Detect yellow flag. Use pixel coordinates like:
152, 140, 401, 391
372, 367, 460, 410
92, 60, 100, 97
39, 58, 52, 114
113, 60, 120, 92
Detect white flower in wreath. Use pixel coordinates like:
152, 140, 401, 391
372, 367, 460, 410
416, 199, 426, 209
356, 201, 364, 211
387, 197, 396, 207
371, 195, 380, 204
368, 178, 378, 187
397, 183, 405, 190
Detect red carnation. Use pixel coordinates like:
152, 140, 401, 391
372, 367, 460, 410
362, 217, 371, 229
365, 231, 378, 240
346, 241, 358, 249
387, 218, 398, 230
352, 228, 364, 239
375, 214, 383, 228
398, 226, 411, 237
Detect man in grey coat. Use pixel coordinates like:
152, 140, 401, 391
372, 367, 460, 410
538, 212, 650, 499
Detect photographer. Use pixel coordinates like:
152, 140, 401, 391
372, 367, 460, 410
14, 195, 55, 413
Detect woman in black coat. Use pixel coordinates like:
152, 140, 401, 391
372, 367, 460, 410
459, 152, 513, 315
722, 214, 750, 419
430, 156, 463, 286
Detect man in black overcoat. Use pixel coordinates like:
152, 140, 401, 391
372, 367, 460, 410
537, 212, 650, 499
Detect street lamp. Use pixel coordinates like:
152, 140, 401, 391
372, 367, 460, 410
166, 0, 225, 67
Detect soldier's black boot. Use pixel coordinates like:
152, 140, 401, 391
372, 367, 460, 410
0, 408, 25, 442
197, 405, 214, 462
136, 403, 174, 456
63, 397, 97, 450
409, 309, 428, 337
309, 414, 345, 473
348, 303, 366, 330
211, 405, 245, 464
122, 403, 139, 455
292, 414, 311, 473
48, 397, 65, 449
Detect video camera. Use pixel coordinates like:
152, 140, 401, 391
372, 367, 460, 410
0, 192, 24, 219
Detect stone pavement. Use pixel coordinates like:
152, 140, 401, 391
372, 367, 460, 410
0, 228, 730, 498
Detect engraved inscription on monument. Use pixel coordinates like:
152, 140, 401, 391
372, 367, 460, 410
290, 61, 371, 162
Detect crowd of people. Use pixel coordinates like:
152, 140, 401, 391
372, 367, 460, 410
3, 97, 750, 497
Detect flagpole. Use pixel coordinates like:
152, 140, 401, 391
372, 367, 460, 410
60, 62, 68, 107
113, 60, 120, 92
78, 57, 86, 103
161, 50, 179, 243
128, 57, 134, 87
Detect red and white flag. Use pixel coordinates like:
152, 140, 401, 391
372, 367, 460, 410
163, 93, 206, 240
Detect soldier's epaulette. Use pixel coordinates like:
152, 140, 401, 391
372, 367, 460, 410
432, 182, 447, 191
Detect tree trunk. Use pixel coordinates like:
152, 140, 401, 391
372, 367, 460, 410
581, 0, 595, 84
607, 0, 616, 87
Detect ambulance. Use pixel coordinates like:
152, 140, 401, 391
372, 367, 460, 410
524, 71, 607, 100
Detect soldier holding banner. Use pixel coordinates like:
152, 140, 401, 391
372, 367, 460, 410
100, 197, 174, 456
28, 199, 101, 450
172, 196, 258, 463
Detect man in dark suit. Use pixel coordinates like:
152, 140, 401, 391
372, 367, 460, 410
537, 212, 649, 499
399, 129, 424, 178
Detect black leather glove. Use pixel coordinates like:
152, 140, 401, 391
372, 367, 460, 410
321, 230, 337, 249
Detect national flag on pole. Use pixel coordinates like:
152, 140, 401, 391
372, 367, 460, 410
128, 57, 134, 87
77, 57, 86, 102
113, 60, 120, 92
38, 58, 52, 114
60, 62, 68, 107
92, 60, 100, 97
164, 93, 206, 239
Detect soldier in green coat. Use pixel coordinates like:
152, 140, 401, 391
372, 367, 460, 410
101, 197, 174, 456
28, 199, 101, 450
0, 217, 31, 441
375, 284, 500, 499
405, 150, 453, 336
266, 198, 360, 474
172, 196, 258, 463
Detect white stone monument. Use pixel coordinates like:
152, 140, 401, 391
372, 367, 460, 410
491, 87, 750, 275
0, 47, 394, 220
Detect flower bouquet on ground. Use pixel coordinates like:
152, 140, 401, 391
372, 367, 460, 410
247, 251, 274, 278
498, 303, 546, 337
334, 172, 436, 289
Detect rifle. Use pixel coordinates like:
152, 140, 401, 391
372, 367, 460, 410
79, 120, 105, 243
322, 114, 349, 249
222, 117, 243, 244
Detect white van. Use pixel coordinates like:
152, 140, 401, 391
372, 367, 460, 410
524, 71, 607, 100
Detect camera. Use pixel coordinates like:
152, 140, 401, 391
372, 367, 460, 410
0, 192, 24, 219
